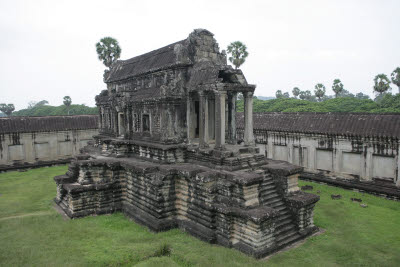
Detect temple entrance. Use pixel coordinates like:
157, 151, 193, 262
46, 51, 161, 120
190, 97, 214, 142
118, 113, 125, 136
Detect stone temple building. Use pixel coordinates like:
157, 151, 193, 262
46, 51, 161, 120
54, 29, 319, 258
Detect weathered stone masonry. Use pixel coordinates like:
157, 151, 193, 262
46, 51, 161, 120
55, 157, 318, 258
55, 29, 319, 258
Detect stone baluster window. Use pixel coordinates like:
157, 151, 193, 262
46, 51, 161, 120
134, 113, 140, 132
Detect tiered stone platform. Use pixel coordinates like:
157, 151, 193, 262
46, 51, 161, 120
55, 143, 319, 258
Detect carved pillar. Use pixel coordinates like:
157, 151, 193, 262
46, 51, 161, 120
125, 107, 130, 136
199, 92, 209, 148
215, 91, 227, 150
243, 91, 255, 146
107, 109, 111, 129
128, 107, 133, 135
99, 107, 103, 129
186, 96, 191, 144
114, 111, 119, 135
227, 92, 237, 144
110, 110, 113, 131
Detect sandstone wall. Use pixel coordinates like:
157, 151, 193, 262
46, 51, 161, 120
0, 115, 99, 170
249, 131, 400, 187
0, 129, 99, 170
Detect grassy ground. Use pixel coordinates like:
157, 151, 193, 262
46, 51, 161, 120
0, 165, 399, 266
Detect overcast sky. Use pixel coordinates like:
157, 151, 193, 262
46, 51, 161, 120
1, 0, 399, 110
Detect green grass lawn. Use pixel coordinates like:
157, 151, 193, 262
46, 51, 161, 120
0, 165, 400, 266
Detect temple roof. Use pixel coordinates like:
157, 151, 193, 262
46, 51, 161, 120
105, 40, 187, 83
0, 115, 98, 134
236, 112, 400, 139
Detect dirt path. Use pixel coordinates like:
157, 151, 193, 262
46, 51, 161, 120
0, 211, 53, 221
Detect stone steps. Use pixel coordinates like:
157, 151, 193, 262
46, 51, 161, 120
256, 171, 304, 252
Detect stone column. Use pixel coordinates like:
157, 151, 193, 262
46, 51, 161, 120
199, 92, 209, 148
125, 107, 130, 135
227, 92, 237, 144
365, 148, 374, 181
114, 111, 119, 135
215, 91, 227, 150
243, 91, 255, 146
107, 110, 111, 129
186, 96, 191, 144
99, 107, 104, 129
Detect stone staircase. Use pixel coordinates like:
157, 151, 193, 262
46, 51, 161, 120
258, 171, 302, 250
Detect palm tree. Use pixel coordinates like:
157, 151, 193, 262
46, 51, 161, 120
96, 37, 121, 68
226, 41, 249, 69
63, 96, 72, 115
292, 87, 300, 99
314, 83, 326, 101
373, 74, 391, 96
332, 79, 344, 98
0, 103, 15, 116
391, 67, 400, 94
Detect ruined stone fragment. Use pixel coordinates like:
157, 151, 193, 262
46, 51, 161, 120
301, 185, 313, 191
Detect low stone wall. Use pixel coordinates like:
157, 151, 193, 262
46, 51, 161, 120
251, 131, 400, 188
236, 113, 400, 191
0, 115, 98, 171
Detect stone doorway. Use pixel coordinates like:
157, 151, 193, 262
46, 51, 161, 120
118, 113, 125, 136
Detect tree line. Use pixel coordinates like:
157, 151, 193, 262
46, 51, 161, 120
275, 68, 400, 102
0, 96, 98, 117
237, 93, 400, 113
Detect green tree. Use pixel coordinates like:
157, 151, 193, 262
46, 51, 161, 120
96, 37, 122, 68
391, 67, 400, 94
0, 103, 15, 116
276, 90, 290, 99
338, 89, 355, 98
28, 100, 49, 109
13, 104, 98, 116
299, 90, 312, 100
292, 87, 300, 98
332, 79, 344, 98
355, 92, 370, 100
314, 83, 326, 101
373, 74, 391, 96
226, 41, 249, 69
63, 96, 72, 115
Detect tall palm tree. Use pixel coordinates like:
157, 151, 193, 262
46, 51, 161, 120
373, 74, 391, 96
96, 37, 121, 68
332, 79, 344, 98
292, 87, 300, 99
63, 96, 72, 115
226, 41, 249, 69
314, 83, 326, 101
391, 67, 400, 94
